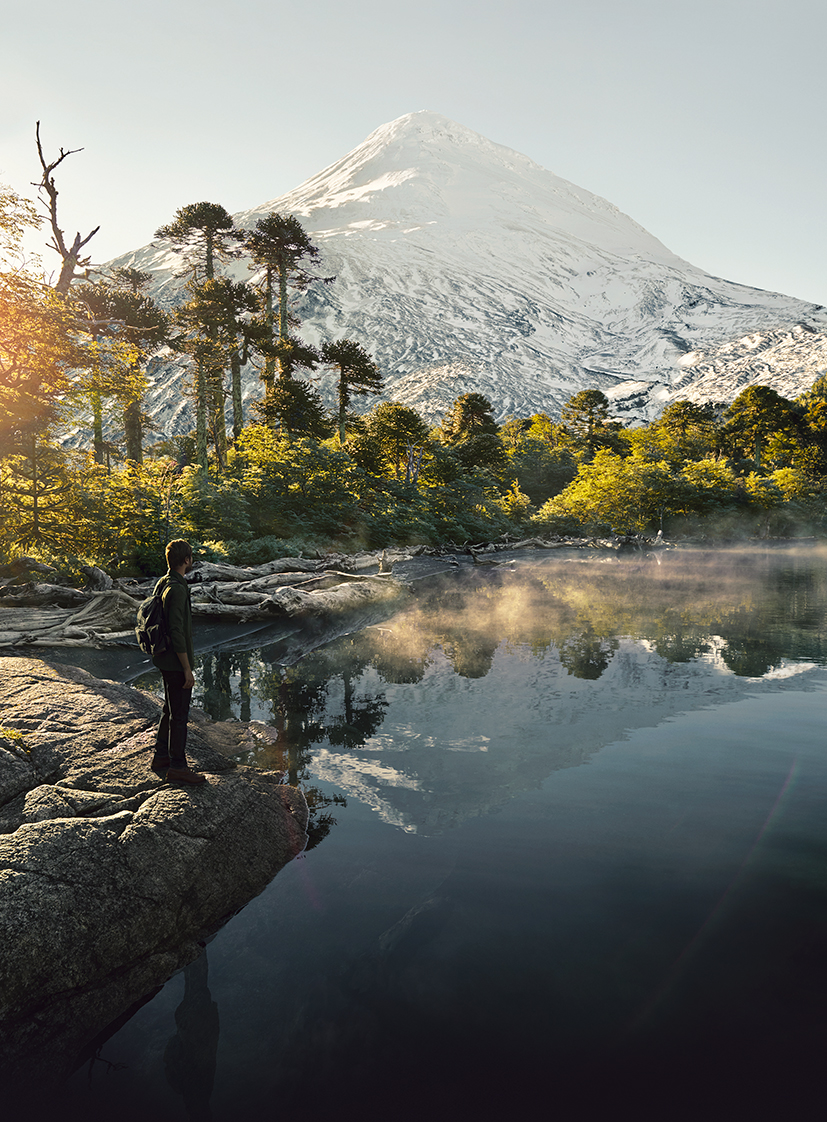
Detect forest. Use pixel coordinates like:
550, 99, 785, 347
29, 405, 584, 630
2, 132, 826, 579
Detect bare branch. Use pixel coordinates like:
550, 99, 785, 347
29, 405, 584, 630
32, 121, 100, 295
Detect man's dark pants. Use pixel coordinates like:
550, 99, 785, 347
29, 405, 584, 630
155, 669, 192, 768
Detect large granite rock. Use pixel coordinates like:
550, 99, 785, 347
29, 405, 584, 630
0, 656, 308, 1088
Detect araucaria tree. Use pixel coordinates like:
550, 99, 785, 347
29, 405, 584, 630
245, 213, 332, 421
320, 339, 383, 442
156, 202, 244, 282
560, 389, 623, 460
156, 202, 245, 470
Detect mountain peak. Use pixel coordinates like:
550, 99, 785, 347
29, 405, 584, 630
240, 109, 675, 266
121, 114, 827, 435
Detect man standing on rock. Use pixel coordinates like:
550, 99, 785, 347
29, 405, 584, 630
151, 539, 206, 785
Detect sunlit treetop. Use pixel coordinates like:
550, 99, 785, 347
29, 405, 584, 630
0, 183, 41, 268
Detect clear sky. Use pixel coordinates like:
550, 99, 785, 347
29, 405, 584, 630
2, 0, 825, 305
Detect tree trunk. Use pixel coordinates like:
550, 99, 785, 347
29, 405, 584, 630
230, 348, 243, 440
338, 370, 347, 443
278, 256, 288, 341
209, 361, 227, 470
262, 269, 277, 427
277, 254, 288, 381
124, 400, 143, 463
195, 360, 209, 471
92, 392, 105, 466
29, 435, 41, 542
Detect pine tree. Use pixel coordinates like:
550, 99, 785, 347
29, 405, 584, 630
262, 375, 332, 439
364, 402, 430, 480
155, 202, 244, 282
725, 386, 799, 469
440, 392, 499, 441
1, 433, 74, 550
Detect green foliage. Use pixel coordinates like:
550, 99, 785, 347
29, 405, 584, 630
724, 385, 800, 468
363, 401, 430, 480
256, 374, 332, 439
534, 449, 679, 534
5, 167, 827, 558
504, 430, 576, 504
155, 202, 243, 281
440, 392, 499, 441
559, 390, 625, 460
231, 427, 362, 538
0, 273, 79, 450
496, 480, 534, 523
208, 535, 332, 566
1, 438, 74, 550
320, 338, 383, 441
631, 400, 721, 466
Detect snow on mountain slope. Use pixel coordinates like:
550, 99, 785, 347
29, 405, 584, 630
112, 111, 827, 433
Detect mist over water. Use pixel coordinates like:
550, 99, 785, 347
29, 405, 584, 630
66, 545, 827, 1119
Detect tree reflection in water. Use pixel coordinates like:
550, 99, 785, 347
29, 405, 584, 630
558, 626, 620, 679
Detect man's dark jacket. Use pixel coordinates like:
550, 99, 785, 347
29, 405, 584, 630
151, 570, 194, 672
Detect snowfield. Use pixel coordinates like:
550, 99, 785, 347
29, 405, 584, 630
109, 111, 827, 433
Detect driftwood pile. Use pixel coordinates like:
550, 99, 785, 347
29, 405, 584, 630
0, 550, 420, 650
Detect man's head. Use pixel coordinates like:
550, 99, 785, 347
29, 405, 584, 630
166, 539, 193, 572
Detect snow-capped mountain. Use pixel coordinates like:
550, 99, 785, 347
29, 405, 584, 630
113, 111, 827, 432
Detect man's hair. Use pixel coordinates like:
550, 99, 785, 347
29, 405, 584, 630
166, 539, 192, 570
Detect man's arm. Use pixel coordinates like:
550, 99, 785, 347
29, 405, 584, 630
176, 650, 195, 690
165, 585, 195, 689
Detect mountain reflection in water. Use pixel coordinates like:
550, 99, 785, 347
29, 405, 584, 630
176, 545, 827, 838
64, 545, 827, 1120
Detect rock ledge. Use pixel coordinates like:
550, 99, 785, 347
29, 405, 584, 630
0, 656, 308, 1085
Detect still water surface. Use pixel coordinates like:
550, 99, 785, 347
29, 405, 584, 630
65, 546, 827, 1120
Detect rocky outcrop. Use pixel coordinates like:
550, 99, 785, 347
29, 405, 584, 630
0, 657, 308, 1087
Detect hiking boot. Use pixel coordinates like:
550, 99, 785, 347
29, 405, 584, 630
151, 754, 171, 771
166, 766, 207, 786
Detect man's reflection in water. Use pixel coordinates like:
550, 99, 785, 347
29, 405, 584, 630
163, 949, 219, 1121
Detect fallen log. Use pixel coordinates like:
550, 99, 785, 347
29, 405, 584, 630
0, 591, 141, 648
189, 558, 323, 583
0, 584, 91, 609
191, 575, 402, 623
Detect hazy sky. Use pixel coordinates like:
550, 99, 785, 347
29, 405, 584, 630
2, 0, 825, 304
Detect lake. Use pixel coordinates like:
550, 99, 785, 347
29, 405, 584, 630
60, 544, 827, 1120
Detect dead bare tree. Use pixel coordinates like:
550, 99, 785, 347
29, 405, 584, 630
33, 121, 100, 294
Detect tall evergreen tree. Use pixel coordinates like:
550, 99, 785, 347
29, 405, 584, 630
560, 389, 623, 460
725, 385, 799, 469
245, 213, 332, 423
155, 202, 244, 281
439, 392, 507, 480
320, 339, 383, 442
440, 392, 500, 442
156, 202, 244, 469
175, 280, 232, 470
364, 402, 430, 480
